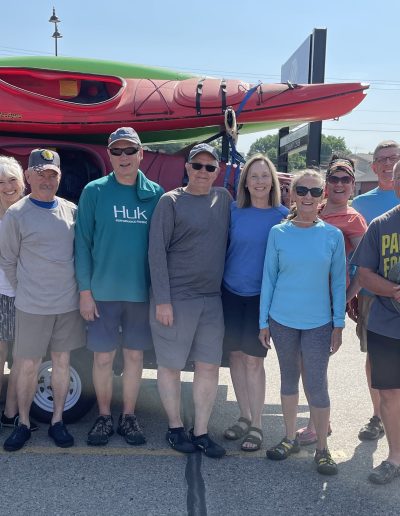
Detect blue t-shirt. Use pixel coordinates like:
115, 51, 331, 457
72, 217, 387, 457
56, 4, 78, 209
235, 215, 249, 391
352, 188, 399, 225
223, 202, 289, 296
259, 220, 346, 330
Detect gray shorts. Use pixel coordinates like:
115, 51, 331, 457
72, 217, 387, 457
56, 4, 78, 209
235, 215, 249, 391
356, 294, 374, 352
14, 309, 86, 359
150, 296, 224, 370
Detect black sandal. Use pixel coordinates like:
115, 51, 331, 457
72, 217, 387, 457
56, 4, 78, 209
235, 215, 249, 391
224, 417, 251, 440
241, 427, 263, 452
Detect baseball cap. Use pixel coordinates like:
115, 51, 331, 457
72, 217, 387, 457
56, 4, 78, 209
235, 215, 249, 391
108, 127, 141, 148
188, 143, 219, 162
28, 149, 61, 173
326, 158, 355, 178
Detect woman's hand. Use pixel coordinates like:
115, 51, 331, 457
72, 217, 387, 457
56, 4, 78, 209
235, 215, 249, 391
330, 327, 343, 355
258, 328, 271, 349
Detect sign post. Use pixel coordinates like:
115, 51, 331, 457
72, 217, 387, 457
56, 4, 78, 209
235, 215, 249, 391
278, 28, 327, 171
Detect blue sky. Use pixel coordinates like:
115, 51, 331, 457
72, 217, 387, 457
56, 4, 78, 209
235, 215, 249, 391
1, 0, 399, 155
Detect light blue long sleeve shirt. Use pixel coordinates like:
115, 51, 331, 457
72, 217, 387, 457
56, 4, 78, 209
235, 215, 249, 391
259, 220, 346, 330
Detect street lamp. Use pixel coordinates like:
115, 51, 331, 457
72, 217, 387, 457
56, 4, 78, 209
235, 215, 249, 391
49, 7, 62, 56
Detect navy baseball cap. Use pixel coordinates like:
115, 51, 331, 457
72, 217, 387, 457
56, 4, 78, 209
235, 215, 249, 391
28, 149, 61, 173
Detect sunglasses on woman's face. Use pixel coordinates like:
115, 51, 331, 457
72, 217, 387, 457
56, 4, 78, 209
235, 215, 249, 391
327, 175, 353, 185
295, 186, 324, 197
109, 147, 140, 156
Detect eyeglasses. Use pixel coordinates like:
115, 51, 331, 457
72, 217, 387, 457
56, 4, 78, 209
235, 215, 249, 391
189, 162, 218, 173
109, 147, 140, 156
374, 154, 400, 165
327, 175, 353, 185
295, 186, 324, 197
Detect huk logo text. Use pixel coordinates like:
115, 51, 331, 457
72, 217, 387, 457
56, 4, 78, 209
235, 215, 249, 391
113, 205, 147, 224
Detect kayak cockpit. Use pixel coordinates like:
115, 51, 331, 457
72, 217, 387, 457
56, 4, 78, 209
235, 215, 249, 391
0, 68, 123, 105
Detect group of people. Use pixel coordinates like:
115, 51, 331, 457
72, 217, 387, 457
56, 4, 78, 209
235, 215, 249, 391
0, 127, 399, 485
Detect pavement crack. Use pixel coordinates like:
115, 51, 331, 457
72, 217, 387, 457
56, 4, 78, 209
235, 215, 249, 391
185, 452, 207, 516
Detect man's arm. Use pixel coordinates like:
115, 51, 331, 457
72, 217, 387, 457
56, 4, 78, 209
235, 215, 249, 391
0, 212, 21, 290
74, 186, 98, 320
358, 267, 400, 301
148, 195, 175, 324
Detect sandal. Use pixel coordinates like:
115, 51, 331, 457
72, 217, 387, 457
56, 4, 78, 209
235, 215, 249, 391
241, 427, 263, 452
266, 436, 300, 460
224, 417, 251, 440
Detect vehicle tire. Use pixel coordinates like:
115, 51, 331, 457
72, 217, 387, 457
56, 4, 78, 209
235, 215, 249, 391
30, 347, 95, 424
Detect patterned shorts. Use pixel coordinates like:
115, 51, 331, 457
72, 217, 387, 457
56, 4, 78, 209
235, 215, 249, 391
0, 294, 15, 343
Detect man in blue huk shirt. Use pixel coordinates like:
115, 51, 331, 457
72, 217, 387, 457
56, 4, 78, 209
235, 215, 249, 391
75, 127, 164, 447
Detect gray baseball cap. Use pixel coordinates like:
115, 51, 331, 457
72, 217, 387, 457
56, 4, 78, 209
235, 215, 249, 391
188, 143, 219, 162
28, 149, 61, 173
108, 127, 141, 147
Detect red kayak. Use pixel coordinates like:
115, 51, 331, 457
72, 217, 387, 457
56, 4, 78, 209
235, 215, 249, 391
0, 67, 368, 142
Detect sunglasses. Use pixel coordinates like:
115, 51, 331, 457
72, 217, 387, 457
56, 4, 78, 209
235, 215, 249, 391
109, 147, 140, 156
189, 162, 218, 173
327, 175, 353, 185
295, 186, 324, 197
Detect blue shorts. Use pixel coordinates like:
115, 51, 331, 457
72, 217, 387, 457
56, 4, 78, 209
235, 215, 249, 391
87, 301, 152, 353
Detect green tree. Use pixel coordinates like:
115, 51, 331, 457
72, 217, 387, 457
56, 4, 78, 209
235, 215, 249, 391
320, 135, 350, 164
247, 134, 278, 163
247, 132, 350, 171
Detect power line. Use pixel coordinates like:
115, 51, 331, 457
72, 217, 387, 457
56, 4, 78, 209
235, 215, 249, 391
323, 127, 400, 133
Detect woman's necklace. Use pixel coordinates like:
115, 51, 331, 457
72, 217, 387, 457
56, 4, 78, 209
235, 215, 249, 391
292, 217, 319, 225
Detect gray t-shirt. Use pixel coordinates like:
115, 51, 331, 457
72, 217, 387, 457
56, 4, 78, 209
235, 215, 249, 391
0, 196, 79, 315
148, 187, 232, 304
351, 206, 400, 338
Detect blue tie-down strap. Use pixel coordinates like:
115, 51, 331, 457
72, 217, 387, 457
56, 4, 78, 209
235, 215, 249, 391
223, 135, 246, 195
236, 84, 260, 118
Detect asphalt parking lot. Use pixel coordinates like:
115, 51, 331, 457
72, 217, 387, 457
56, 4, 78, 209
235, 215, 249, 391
0, 319, 399, 516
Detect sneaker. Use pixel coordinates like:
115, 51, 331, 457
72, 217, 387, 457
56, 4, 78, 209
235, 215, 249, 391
369, 460, 400, 485
1, 411, 39, 432
358, 416, 385, 441
87, 415, 114, 446
48, 421, 74, 448
189, 429, 226, 458
296, 424, 332, 446
3, 423, 31, 452
166, 427, 196, 453
117, 414, 146, 445
314, 448, 338, 475
266, 437, 300, 460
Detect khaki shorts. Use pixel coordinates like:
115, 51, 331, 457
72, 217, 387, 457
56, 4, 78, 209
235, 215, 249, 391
356, 294, 375, 352
150, 296, 224, 370
14, 309, 86, 359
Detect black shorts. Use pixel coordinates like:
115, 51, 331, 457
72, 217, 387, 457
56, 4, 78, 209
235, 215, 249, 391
222, 286, 267, 358
367, 330, 400, 390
